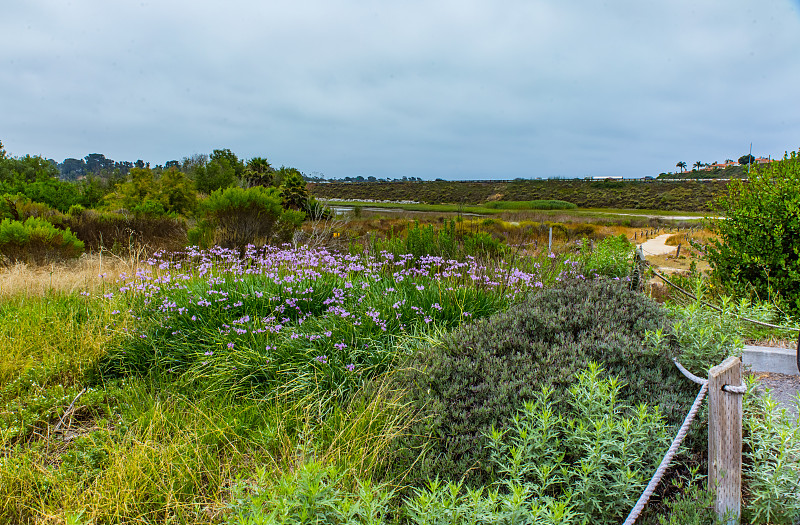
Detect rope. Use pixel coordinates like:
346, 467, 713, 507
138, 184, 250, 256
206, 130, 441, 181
672, 359, 707, 385
648, 265, 800, 333
621, 381, 709, 525
722, 384, 747, 395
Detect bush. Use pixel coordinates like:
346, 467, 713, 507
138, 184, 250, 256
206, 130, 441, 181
66, 209, 188, 253
191, 186, 304, 249
581, 234, 634, 278
706, 150, 800, 313
741, 381, 800, 525
0, 193, 66, 226
228, 462, 393, 524
394, 279, 695, 486
0, 217, 84, 264
406, 366, 670, 525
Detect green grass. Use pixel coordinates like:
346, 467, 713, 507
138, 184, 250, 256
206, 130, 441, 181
325, 199, 712, 222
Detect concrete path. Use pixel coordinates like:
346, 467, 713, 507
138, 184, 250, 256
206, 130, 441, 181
744, 345, 799, 420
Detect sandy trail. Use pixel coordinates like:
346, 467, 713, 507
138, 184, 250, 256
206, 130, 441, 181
638, 233, 677, 256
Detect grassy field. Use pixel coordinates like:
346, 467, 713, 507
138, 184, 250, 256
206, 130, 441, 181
310, 179, 727, 212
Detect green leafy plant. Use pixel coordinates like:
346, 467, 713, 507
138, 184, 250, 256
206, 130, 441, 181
706, 149, 800, 313
228, 461, 393, 524
742, 380, 800, 525
580, 234, 634, 278
0, 217, 84, 264
190, 186, 304, 249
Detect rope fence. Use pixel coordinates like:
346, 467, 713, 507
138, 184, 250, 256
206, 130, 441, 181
623, 248, 795, 523
622, 376, 709, 525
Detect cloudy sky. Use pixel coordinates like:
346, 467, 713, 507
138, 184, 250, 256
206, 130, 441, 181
2, 0, 799, 179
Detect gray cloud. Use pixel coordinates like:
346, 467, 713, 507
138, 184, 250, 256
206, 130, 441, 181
2, 0, 799, 178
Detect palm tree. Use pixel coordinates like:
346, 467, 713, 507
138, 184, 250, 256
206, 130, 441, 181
244, 157, 274, 187
676, 161, 687, 173
693, 161, 703, 171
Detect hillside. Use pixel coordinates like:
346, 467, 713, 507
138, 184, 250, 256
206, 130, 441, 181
309, 179, 728, 212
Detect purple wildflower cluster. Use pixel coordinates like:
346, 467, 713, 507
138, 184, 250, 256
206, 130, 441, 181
104, 245, 569, 387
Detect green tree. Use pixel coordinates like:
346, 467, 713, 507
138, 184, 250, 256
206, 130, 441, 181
191, 186, 303, 249
693, 161, 703, 171
676, 161, 687, 173
738, 154, 755, 165
194, 149, 243, 194
706, 149, 800, 313
244, 156, 274, 187
279, 169, 310, 211
105, 167, 196, 216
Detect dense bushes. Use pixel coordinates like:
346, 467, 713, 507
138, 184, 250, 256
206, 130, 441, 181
706, 150, 800, 313
394, 278, 695, 486
189, 186, 304, 249
0, 217, 84, 264
66, 208, 188, 253
230, 366, 671, 525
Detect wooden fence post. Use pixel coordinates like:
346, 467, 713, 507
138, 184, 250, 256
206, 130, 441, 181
548, 226, 553, 253
708, 356, 743, 524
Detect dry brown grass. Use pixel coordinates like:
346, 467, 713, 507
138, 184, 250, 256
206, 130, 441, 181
665, 229, 717, 246
0, 251, 144, 298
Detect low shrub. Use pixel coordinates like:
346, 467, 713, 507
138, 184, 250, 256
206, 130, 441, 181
394, 279, 695, 486
190, 186, 304, 249
742, 380, 800, 525
0, 193, 67, 226
0, 217, 84, 264
228, 461, 393, 524
580, 234, 634, 278
407, 366, 670, 525
66, 208, 188, 253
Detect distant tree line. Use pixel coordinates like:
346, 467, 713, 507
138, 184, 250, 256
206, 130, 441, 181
0, 140, 327, 262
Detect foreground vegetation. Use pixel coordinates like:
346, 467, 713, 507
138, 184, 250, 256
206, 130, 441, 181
1, 142, 798, 523
1, 240, 798, 524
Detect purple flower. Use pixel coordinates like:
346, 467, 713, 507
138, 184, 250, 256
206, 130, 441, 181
227, 342, 235, 349
315, 355, 328, 364
346, 363, 356, 372
204, 351, 214, 356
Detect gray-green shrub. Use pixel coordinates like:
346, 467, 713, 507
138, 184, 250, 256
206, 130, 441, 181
742, 381, 800, 525
394, 279, 695, 486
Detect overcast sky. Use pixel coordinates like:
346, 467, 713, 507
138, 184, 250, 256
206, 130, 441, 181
2, 0, 799, 179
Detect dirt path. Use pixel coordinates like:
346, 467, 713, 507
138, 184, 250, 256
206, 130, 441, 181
637, 233, 677, 256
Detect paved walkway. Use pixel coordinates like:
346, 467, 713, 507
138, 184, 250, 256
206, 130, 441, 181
745, 345, 799, 420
